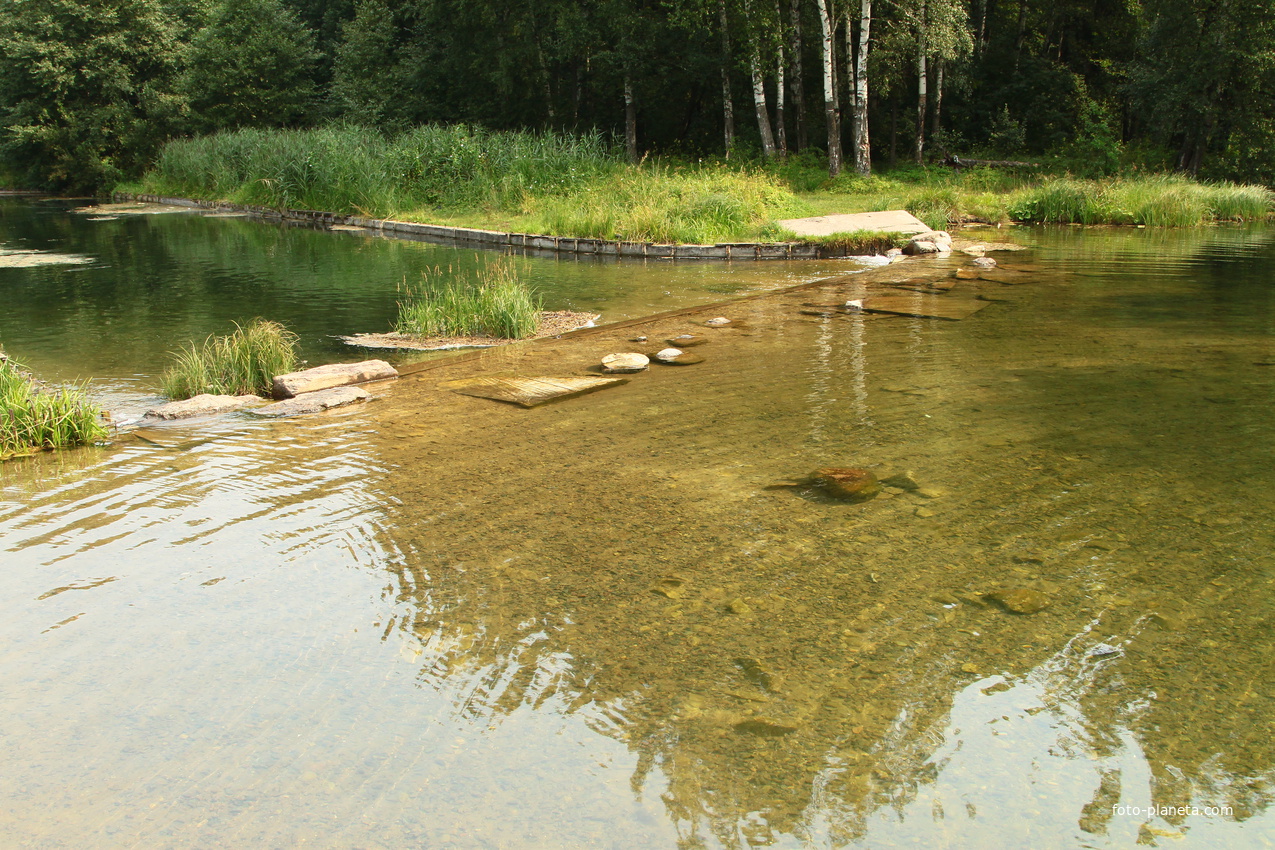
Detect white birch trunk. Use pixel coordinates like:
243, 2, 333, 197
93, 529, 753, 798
815, 0, 842, 176
853, 0, 872, 174
750, 42, 777, 158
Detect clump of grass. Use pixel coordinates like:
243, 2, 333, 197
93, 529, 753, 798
161, 319, 299, 400
801, 229, 907, 255
528, 166, 811, 243
1, 354, 108, 460
395, 257, 541, 339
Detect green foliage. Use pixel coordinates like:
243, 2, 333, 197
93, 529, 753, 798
0, 354, 108, 460
181, 0, 321, 132
161, 319, 299, 399
395, 258, 541, 340
0, 0, 183, 191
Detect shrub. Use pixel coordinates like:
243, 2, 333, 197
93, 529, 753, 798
161, 319, 299, 399
395, 257, 541, 339
0, 355, 108, 459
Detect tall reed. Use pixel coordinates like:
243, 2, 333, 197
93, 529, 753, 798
143, 124, 617, 217
161, 319, 299, 399
395, 258, 541, 339
1, 355, 108, 459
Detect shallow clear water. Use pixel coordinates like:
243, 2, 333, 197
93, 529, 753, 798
3, 203, 1275, 848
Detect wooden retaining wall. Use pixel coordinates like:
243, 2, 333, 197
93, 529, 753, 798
112, 193, 832, 260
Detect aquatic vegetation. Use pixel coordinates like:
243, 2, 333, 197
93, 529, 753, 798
395, 258, 541, 340
0, 355, 108, 460
161, 319, 299, 399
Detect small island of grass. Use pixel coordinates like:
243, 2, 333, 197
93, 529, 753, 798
1, 353, 109, 460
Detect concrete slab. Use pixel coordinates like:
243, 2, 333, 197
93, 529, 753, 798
778, 210, 930, 238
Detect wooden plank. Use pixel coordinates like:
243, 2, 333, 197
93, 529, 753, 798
855, 295, 990, 321
442, 376, 628, 407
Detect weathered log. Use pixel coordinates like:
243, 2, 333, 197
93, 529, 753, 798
944, 154, 1040, 169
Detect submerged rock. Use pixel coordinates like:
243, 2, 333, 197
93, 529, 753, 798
144, 393, 263, 420
667, 334, 708, 347
273, 359, 397, 398
734, 718, 800, 737
811, 468, 881, 502
880, 470, 921, 491
654, 347, 684, 362
252, 386, 370, 417
601, 352, 649, 373
705, 317, 731, 327
987, 587, 1052, 615
973, 256, 998, 268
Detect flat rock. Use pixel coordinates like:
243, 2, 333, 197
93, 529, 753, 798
273, 360, 398, 398
654, 347, 684, 362
602, 352, 649, 373
777, 210, 930, 237
252, 386, 370, 417
704, 317, 731, 326
444, 375, 627, 407
144, 393, 263, 420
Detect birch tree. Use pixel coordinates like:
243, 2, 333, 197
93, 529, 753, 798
814, 0, 842, 175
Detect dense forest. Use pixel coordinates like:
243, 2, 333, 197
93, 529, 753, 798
0, 0, 1272, 193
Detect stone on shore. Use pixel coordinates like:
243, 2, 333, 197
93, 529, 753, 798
144, 393, 264, 420
602, 353, 649, 373
252, 386, 370, 417
272, 360, 398, 399
903, 230, 953, 256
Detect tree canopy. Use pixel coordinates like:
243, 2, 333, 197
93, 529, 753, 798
1, 0, 1273, 189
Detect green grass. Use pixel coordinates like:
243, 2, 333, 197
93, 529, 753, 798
395, 257, 542, 339
1, 355, 108, 460
161, 319, 299, 400
782, 229, 908, 255
132, 125, 1273, 241
133, 126, 810, 243
1007, 175, 1273, 225
525, 166, 811, 243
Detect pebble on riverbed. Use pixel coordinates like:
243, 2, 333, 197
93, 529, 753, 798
986, 587, 1052, 615
704, 317, 731, 327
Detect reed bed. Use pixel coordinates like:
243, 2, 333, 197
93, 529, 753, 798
142, 124, 617, 216
1, 356, 108, 459
395, 258, 541, 340
161, 319, 299, 400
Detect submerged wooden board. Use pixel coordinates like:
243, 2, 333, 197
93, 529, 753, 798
857, 295, 990, 321
443, 375, 628, 407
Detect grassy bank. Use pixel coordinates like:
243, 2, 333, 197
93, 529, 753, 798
396, 258, 541, 339
1, 355, 108, 460
131, 125, 810, 243
129, 126, 1273, 243
789, 164, 1273, 228
161, 319, 298, 400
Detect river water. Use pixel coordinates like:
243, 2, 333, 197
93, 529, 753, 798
2, 200, 1274, 848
